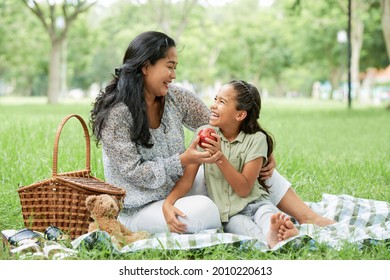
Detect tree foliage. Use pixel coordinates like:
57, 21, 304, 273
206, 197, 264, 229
0, 0, 387, 100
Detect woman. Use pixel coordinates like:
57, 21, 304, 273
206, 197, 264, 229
90, 31, 333, 234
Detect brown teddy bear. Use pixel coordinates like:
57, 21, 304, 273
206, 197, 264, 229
85, 194, 149, 248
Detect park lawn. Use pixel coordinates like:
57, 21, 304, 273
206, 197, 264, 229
0, 97, 389, 260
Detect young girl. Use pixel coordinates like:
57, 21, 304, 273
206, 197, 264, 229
163, 80, 298, 248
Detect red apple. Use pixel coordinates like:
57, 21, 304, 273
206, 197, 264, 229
198, 128, 217, 148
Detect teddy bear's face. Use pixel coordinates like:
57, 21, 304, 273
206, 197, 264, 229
86, 194, 120, 219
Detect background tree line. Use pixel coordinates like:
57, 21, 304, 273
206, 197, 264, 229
0, 0, 388, 104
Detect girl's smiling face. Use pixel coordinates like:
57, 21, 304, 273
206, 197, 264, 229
209, 84, 246, 131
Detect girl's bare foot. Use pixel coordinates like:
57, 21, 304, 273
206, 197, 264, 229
278, 216, 299, 240
267, 212, 287, 249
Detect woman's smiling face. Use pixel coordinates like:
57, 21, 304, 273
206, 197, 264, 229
142, 46, 178, 98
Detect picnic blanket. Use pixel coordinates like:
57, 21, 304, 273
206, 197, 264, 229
73, 193, 390, 253
3, 194, 390, 259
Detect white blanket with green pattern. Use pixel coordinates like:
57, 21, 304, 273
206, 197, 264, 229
73, 193, 390, 252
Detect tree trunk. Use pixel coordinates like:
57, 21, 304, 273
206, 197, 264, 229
60, 38, 68, 99
381, 0, 390, 61
274, 76, 284, 97
351, 1, 364, 103
48, 40, 62, 104
329, 67, 340, 100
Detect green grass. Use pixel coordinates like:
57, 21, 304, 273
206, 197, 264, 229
0, 97, 389, 260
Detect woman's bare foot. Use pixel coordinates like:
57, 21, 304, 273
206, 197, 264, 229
276, 188, 335, 227
267, 212, 287, 249
299, 214, 335, 227
278, 216, 299, 241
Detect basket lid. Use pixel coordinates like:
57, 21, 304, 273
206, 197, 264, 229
55, 175, 126, 196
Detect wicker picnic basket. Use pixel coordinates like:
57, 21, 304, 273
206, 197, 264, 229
17, 114, 126, 239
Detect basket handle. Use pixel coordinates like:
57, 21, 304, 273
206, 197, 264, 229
52, 114, 91, 176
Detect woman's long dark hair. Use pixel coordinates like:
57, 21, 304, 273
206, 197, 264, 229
229, 80, 275, 192
90, 31, 176, 148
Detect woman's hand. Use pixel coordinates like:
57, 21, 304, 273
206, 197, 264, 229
180, 136, 222, 166
259, 153, 276, 180
162, 201, 187, 233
